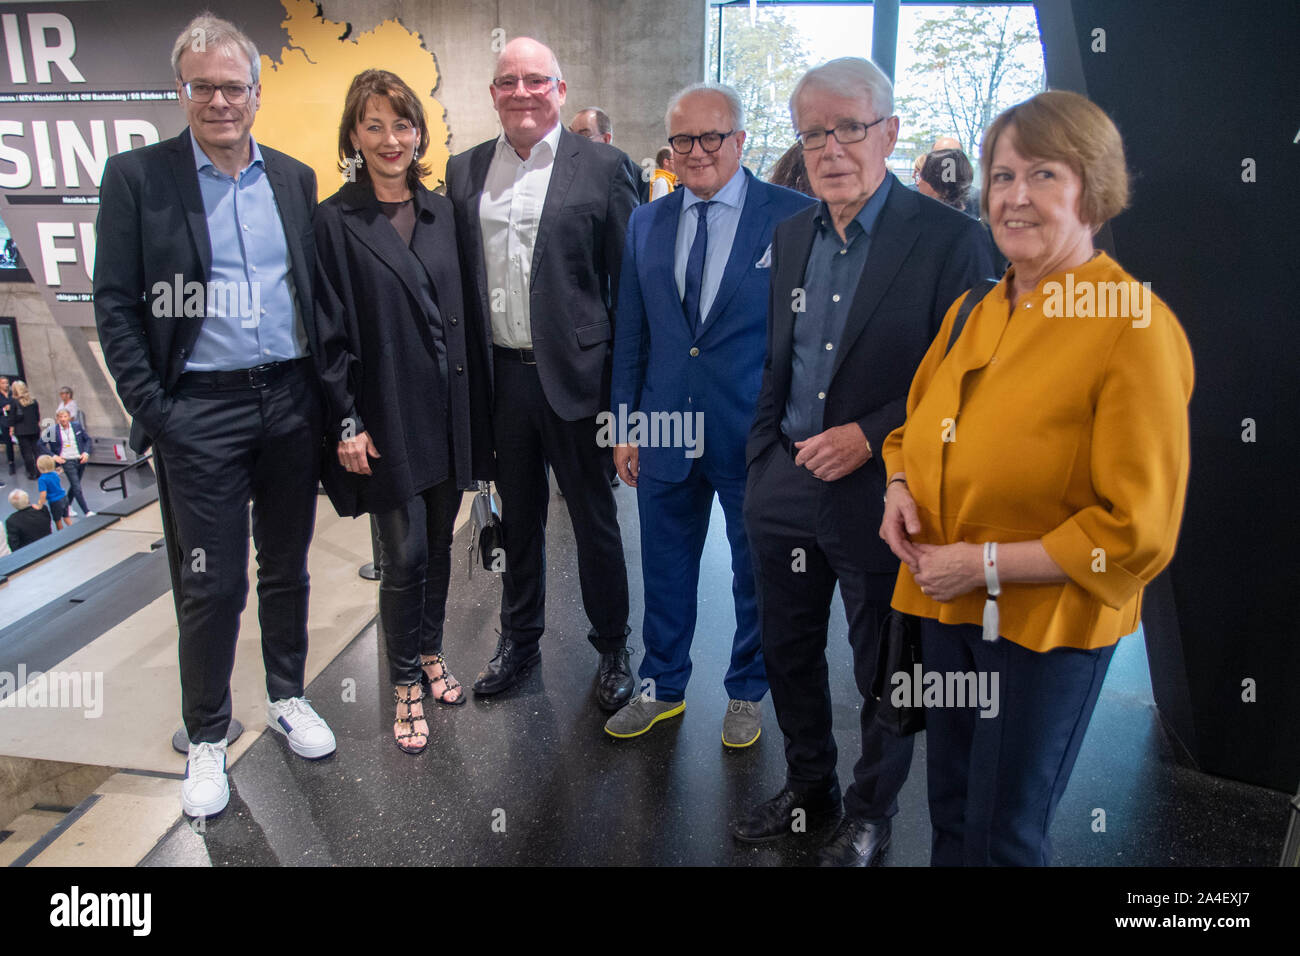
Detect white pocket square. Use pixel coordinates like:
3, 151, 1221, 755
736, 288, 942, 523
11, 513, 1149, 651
755, 244, 772, 269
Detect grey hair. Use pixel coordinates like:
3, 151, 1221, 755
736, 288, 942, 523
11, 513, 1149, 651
664, 82, 746, 135
171, 12, 261, 84
495, 37, 564, 83
789, 57, 893, 130
9, 488, 28, 509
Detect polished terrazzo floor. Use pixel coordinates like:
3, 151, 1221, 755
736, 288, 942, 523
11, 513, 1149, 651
142, 483, 1291, 866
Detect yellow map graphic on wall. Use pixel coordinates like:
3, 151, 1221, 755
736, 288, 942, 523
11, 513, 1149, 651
257, 0, 449, 198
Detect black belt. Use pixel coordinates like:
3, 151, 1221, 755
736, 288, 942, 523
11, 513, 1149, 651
177, 357, 309, 391
493, 345, 537, 366
779, 432, 799, 460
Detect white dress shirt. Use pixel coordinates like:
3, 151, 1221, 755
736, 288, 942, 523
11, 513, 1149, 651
479, 121, 564, 349
674, 165, 748, 323
59, 425, 80, 458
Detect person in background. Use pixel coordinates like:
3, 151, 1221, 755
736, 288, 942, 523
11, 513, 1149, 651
880, 90, 1193, 866
446, 38, 638, 711
606, 83, 814, 745
931, 135, 981, 218
570, 106, 649, 206
5, 488, 52, 551
43, 408, 93, 517
767, 143, 814, 197
56, 386, 82, 426
0, 376, 14, 475
649, 147, 677, 200
910, 152, 927, 188
314, 68, 489, 753
736, 57, 993, 866
36, 454, 70, 529
8, 380, 41, 479
916, 148, 974, 212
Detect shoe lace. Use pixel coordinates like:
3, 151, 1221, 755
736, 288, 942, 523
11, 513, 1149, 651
189, 741, 224, 779
728, 699, 755, 715
278, 697, 326, 731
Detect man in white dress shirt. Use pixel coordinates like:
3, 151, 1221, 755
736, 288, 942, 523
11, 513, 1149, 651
446, 37, 640, 710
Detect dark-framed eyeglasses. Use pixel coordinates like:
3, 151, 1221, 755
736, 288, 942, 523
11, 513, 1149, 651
668, 130, 737, 155
797, 116, 889, 151
182, 81, 254, 105
492, 74, 559, 94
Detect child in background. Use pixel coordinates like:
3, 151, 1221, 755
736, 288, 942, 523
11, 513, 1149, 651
36, 454, 70, 529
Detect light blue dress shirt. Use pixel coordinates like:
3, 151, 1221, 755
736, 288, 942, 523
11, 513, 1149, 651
674, 165, 749, 323
185, 136, 307, 371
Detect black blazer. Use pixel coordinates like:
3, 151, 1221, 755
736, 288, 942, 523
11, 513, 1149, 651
10, 399, 40, 436
92, 128, 320, 453
748, 174, 996, 570
312, 180, 489, 517
445, 129, 639, 423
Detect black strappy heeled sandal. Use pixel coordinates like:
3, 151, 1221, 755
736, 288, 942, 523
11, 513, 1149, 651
421, 653, 466, 706
393, 681, 429, 754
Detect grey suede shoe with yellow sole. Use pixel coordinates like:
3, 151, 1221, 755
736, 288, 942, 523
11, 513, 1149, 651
604, 696, 685, 738
722, 699, 762, 748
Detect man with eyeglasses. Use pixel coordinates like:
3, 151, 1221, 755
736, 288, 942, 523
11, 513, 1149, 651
735, 58, 993, 865
446, 37, 640, 711
94, 13, 335, 820
604, 83, 813, 747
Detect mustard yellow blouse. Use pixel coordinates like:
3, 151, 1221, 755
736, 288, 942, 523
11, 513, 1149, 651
880, 251, 1194, 652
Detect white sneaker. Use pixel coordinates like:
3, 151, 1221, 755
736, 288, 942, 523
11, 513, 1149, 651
84, 510, 96, 517
181, 739, 229, 817
266, 696, 337, 758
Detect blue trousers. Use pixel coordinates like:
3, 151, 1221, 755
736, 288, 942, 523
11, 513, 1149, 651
635, 460, 765, 703
921, 619, 1116, 866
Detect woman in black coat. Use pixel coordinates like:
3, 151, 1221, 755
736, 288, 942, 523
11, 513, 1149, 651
314, 70, 491, 754
9, 380, 42, 479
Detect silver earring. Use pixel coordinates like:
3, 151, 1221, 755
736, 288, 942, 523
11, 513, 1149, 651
352, 148, 364, 169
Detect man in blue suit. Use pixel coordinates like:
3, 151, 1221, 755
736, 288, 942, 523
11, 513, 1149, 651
605, 84, 814, 745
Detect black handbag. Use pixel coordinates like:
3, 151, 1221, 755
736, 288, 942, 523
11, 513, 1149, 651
871, 610, 926, 736
467, 481, 503, 577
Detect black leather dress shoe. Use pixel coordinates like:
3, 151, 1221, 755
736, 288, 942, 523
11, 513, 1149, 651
732, 787, 841, 844
472, 636, 541, 696
815, 815, 891, 866
595, 647, 634, 712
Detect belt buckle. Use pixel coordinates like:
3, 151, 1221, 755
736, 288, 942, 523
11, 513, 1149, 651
521, 349, 536, 366
247, 363, 274, 388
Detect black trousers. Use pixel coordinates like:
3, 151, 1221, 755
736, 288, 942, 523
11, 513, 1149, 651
491, 348, 628, 653
3, 425, 13, 465
744, 443, 914, 822
372, 478, 462, 685
154, 360, 322, 744
17, 433, 39, 478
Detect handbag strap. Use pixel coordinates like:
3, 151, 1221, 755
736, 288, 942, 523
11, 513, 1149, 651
944, 278, 999, 356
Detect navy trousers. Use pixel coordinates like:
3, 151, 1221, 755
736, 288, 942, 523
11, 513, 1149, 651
921, 619, 1116, 866
635, 460, 765, 703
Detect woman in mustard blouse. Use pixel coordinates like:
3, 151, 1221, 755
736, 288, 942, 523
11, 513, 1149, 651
879, 90, 1194, 866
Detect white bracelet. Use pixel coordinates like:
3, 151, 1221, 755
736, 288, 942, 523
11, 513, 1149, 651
981, 541, 1000, 642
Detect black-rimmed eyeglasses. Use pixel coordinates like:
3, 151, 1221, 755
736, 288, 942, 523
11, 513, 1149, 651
492, 74, 559, 94
182, 81, 253, 105
668, 130, 737, 155
797, 116, 889, 151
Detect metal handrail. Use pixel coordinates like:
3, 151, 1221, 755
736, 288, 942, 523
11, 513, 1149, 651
98, 451, 154, 499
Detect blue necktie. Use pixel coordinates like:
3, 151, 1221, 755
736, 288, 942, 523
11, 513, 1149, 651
682, 201, 714, 325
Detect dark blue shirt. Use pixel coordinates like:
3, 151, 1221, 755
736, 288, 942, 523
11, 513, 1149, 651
782, 175, 892, 442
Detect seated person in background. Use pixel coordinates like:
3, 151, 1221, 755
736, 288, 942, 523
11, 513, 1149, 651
649, 147, 677, 199
36, 454, 70, 529
6, 488, 52, 550
43, 408, 94, 517
916, 148, 974, 212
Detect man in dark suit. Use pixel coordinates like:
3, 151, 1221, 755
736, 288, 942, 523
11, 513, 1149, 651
5, 489, 51, 551
93, 14, 335, 820
606, 84, 813, 746
569, 107, 651, 206
735, 58, 994, 865
446, 37, 639, 710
